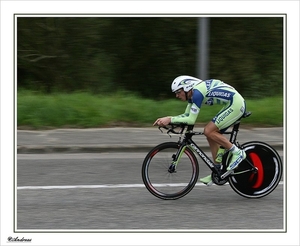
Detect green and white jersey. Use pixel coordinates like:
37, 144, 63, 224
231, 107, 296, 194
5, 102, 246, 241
171, 79, 246, 130
198, 79, 237, 106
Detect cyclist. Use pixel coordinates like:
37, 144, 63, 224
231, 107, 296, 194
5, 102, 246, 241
153, 75, 246, 185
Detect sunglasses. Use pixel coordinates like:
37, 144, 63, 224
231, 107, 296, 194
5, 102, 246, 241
174, 89, 183, 94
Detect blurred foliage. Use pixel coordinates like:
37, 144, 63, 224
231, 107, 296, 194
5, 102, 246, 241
17, 17, 283, 98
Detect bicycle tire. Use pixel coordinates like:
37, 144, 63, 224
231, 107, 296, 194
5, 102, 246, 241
228, 141, 283, 198
142, 142, 199, 200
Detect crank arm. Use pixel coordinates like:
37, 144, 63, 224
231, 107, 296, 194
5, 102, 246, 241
221, 167, 258, 179
220, 169, 234, 179
231, 168, 258, 175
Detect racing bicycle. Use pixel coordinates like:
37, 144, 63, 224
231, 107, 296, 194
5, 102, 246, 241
141, 112, 283, 200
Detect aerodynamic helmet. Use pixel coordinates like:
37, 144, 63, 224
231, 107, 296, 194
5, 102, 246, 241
171, 75, 202, 93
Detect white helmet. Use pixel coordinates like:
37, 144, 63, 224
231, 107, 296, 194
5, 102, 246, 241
171, 75, 202, 93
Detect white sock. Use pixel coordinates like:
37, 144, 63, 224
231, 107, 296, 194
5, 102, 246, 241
229, 144, 239, 153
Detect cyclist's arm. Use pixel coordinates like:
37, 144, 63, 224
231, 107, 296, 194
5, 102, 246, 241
182, 102, 192, 115
170, 103, 200, 125
170, 89, 203, 125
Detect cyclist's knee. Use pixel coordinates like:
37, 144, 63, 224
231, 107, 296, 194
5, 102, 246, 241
203, 122, 219, 138
203, 127, 210, 138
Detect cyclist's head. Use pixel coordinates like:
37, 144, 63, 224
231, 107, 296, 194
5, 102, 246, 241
171, 75, 202, 94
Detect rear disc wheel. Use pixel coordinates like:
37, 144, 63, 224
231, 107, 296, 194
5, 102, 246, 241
228, 141, 282, 198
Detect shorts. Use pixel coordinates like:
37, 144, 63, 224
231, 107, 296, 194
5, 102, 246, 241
212, 93, 246, 132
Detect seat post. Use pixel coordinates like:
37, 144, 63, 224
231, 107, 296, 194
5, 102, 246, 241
229, 121, 240, 144
229, 111, 251, 144
187, 125, 194, 131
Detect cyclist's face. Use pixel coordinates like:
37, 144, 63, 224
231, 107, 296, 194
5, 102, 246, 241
175, 89, 186, 101
175, 89, 190, 101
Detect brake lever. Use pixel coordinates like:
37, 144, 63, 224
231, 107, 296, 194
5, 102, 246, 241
158, 126, 174, 137
159, 125, 184, 138
166, 128, 173, 138
158, 126, 169, 133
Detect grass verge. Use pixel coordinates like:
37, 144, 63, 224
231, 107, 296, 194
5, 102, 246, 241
17, 90, 284, 129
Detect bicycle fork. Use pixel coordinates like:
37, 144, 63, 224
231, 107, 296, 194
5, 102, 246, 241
168, 145, 187, 173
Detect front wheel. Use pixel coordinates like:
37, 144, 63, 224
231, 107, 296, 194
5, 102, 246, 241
142, 142, 199, 200
228, 141, 283, 198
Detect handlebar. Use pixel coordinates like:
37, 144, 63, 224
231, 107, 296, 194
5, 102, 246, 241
158, 124, 195, 136
157, 111, 252, 138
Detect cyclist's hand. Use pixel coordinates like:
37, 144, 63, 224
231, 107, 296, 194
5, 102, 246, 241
153, 117, 171, 126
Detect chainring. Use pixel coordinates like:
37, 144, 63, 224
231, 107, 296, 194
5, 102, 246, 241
212, 172, 228, 185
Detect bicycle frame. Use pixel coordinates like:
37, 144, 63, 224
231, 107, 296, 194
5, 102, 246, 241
186, 139, 215, 169
169, 114, 255, 178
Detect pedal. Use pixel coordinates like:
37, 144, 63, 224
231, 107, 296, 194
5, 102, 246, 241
221, 169, 234, 179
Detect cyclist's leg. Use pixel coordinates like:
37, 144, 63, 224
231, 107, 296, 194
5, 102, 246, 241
204, 121, 233, 150
200, 95, 246, 184
199, 122, 229, 185
206, 136, 220, 162
213, 95, 246, 171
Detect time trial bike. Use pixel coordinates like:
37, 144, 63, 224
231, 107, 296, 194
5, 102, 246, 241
141, 112, 283, 200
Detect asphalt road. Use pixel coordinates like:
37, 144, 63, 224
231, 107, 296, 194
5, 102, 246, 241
17, 152, 284, 232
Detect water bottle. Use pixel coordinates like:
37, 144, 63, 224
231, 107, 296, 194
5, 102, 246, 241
215, 146, 225, 163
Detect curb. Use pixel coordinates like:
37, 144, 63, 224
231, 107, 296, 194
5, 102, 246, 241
17, 145, 154, 154
17, 143, 283, 154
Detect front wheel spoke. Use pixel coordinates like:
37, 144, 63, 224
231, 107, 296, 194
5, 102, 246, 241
142, 142, 199, 200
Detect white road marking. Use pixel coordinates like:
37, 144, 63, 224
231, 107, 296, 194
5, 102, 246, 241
17, 181, 284, 190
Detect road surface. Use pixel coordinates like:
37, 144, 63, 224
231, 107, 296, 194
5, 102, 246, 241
17, 152, 284, 231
